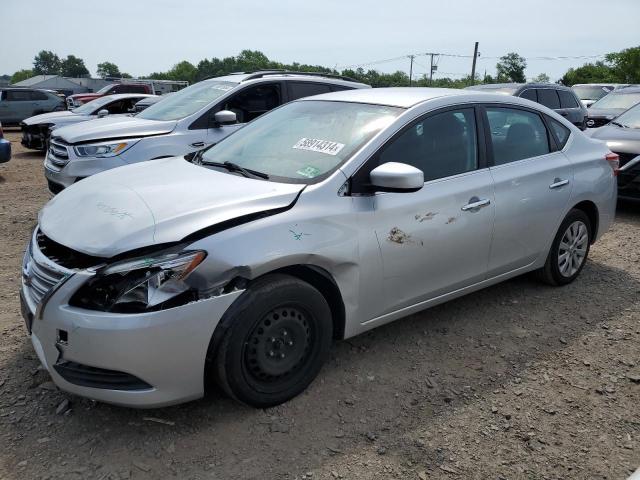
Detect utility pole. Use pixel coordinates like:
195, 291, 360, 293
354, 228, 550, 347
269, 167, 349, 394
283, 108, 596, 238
429, 53, 434, 86
408, 55, 414, 87
470, 42, 479, 85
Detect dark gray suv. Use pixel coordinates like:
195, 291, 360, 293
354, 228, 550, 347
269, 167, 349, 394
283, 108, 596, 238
0, 88, 66, 125
466, 83, 587, 129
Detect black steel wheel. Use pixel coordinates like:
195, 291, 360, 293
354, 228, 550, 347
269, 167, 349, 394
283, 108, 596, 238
212, 274, 332, 407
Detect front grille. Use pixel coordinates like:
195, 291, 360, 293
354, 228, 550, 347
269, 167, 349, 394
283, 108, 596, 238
36, 230, 105, 269
66, 98, 75, 109
22, 246, 67, 306
586, 117, 610, 128
48, 137, 70, 167
53, 361, 153, 391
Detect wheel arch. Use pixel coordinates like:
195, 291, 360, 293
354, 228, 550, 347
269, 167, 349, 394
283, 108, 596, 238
571, 200, 599, 243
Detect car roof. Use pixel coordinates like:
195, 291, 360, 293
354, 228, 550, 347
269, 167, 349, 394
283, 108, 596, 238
468, 82, 572, 91
609, 86, 640, 94
297, 87, 514, 108
206, 71, 369, 88
98, 93, 157, 101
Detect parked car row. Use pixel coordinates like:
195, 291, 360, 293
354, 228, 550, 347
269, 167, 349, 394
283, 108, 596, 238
18, 71, 618, 409
0, 87, 66, 125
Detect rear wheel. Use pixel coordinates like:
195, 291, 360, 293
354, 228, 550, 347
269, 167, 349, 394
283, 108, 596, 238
213, 274, 332, 407
537, 209, 591, 286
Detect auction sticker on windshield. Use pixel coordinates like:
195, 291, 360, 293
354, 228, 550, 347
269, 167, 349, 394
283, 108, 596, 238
293, 138, 345, 156
296, 166, 321, 178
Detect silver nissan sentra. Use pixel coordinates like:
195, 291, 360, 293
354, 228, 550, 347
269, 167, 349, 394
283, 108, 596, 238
21, 88, 617, 408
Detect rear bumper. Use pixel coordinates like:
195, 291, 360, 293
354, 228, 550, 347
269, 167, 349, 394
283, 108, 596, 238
0, 139, 10, 163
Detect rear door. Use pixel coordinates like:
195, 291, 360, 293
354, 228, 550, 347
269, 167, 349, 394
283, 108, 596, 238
482, 105, 573, 277
29, 90, 51, 115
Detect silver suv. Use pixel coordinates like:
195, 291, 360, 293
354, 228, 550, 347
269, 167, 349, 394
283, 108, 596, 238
22, 88, 617, 408
43, 71, 369, 193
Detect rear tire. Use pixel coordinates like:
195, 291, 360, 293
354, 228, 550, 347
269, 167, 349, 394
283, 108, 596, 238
213, 274, 332, 408
537, 209, 591, 286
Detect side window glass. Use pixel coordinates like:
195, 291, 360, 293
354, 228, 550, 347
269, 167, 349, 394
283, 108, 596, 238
537, 89, 561, 109
30, 91, 48, 101
548, 117, 571, 149
558, 90, 579, 108
288, 82, 332, 101
6, 90, 31, 101
378, 108, 478, 182
105, 100, 126, 114
520, 89, 537, 102
223, 83, 281, 123
486, 107, 550, 165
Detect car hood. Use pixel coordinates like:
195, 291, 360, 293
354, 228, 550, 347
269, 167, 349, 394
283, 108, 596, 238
52, 115, 177, 143
587, 124, 640, 154
69, 93, 99, 99
587, 108, 626, 119
22, 111, 81, 126
38, 157, 304, 257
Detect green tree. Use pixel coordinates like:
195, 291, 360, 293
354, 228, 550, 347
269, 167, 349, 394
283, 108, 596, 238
605, 46, 640, 83
532, 73, 550, 83
11, 69, 33, 84
165, 61, 198, 84
559, 61, 616, 86
496, 52, 527, 83
33, 50, 61, 75
96, 61, 121, 78
60, 55, 89, 77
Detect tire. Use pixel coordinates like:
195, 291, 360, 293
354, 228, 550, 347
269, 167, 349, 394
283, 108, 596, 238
213, 274, 332, 408
537, 209, 591, 286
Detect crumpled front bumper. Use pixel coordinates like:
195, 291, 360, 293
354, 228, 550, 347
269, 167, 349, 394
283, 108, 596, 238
22, 245, 243, 408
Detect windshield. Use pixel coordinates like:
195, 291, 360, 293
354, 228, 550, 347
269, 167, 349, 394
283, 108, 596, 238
572, 85, 613, 101
200, 100, 401, 183
72, 95, 117, 114
591, 92, 640, 110
613, 103, 640, 128
96, 84, 115, 95
137, 81, 237, 121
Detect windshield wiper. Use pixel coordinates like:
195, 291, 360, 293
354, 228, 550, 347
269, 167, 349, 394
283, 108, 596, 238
201, 160, 269, 180
610, 121, 627, 128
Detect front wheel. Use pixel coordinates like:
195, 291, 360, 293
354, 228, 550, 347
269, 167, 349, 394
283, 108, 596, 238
212, 274, 332, 408
537, 209, 591, 286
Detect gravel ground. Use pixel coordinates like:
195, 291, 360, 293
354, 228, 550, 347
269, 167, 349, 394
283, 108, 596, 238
0, 128, 639, 480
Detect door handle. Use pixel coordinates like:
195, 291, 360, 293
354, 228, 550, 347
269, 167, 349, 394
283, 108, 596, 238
549, 178, 569, 189
560, 112, 569, 117
190, 142, 206, 148
461, 197, 491, 211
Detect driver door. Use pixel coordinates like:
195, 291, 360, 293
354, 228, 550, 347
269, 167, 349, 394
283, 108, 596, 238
357, 106, 495, 316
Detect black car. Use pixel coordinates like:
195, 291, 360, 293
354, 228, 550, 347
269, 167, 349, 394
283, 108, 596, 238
585, 86, 640, 128
466, 83, 587, 129
586, 102, 640, 200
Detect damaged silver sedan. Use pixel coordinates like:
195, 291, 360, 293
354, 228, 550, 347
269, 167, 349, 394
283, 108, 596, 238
21, 88, 617, 408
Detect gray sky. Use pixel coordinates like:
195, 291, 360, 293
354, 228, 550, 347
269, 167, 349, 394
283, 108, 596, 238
2, 0, 639, 81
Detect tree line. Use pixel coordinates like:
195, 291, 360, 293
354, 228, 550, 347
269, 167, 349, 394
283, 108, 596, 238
7, 46, 639, 88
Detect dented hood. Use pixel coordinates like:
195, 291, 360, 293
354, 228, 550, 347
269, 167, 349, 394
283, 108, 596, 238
39, 157, 304, 257
52, 115, 176, 144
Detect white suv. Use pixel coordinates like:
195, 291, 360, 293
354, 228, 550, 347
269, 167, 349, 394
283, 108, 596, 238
44, 71, 369, 193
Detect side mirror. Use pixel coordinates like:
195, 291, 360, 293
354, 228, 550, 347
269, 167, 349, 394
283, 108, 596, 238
370, 162, 424, 193
97, 109, 109, 118
212, 110, 237, 127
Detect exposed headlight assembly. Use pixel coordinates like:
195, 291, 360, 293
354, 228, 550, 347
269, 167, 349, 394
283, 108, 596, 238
74, 140, 138, 158
70, 250, 206, 313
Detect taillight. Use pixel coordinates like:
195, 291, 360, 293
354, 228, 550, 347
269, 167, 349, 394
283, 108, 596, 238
605, 152, 620, 176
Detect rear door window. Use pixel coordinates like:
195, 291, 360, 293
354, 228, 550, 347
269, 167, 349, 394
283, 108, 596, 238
485, 107, 551, 165
558, 90, 579, 109
288, 82, 333, 101
222, 83, 282, 123
30, 91, 49, 101
537, 89, 561, 109
520, 89, 537, 102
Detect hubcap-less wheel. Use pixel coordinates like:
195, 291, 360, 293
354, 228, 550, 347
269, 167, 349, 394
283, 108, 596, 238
557, 220, 588, 277
244, 306, 312, 387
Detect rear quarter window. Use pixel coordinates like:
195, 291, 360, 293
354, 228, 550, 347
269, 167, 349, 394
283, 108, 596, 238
519, 89, 537, 102
558, 90, 579, 109
288, 82, 333, 101
548, 117, 571, 149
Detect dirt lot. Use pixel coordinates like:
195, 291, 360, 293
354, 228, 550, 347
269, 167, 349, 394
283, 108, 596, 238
0, 128, 639, 480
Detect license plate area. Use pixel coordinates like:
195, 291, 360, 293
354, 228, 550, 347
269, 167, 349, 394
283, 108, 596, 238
20, 290, 34, 334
